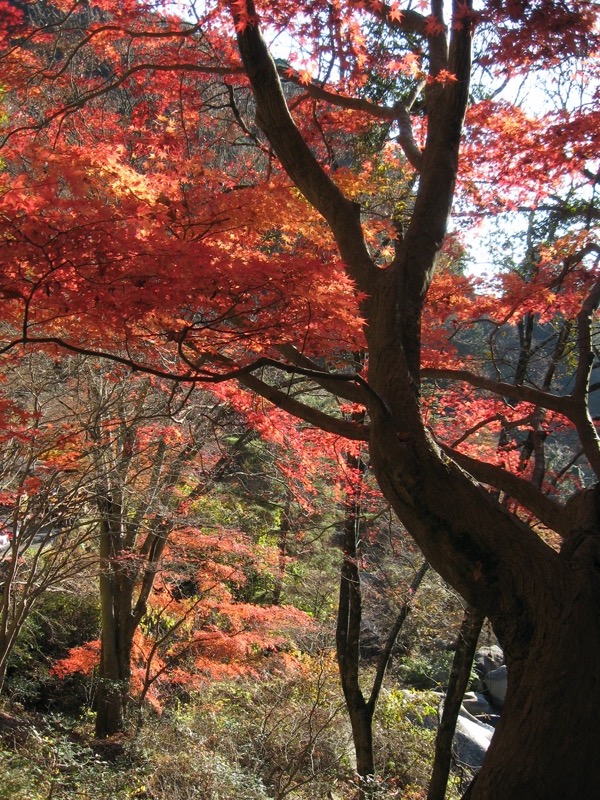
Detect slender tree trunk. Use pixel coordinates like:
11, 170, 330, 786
0, 637, 9, 695
348, 703, 376, 782
336, 441, 430, 793
272, 493, 291, 606
428, 607, 484, 800
336, 447, 374, 791
0, 559, 38, 697
0, 553, 19, 695
0, 610, 29, 697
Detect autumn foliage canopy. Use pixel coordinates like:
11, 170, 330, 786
0, 0, 599, 792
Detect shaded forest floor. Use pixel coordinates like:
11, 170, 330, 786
0, 675, 466, 800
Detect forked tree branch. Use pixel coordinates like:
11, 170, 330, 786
275, 72, 424, 170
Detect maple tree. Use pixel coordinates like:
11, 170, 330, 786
66, 364, 313, 737
0, 0, 599, 796
52, 522, 312, 721
84, 369, 205, 737
38, 358, 322, 736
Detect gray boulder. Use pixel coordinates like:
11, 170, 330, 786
434, 698, 495, 770
484, 665, 508, 708
454, 711, 495, 769
474, 645, 504, 678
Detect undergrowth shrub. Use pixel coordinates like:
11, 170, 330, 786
375, 689, 462, 800
133, 713, 270, 800
0, 657, 463, 799
164, 654, 352, 800
0, 715, 126, 800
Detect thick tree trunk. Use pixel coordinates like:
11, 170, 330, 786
463, 566, 600, 799
370, 408, 600, 797
95, 568, 135, 738
95, 511, 136, 738
365, 294, 600, 799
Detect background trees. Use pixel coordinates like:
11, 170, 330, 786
0, 354, 100, 693
0, 0, 599, 798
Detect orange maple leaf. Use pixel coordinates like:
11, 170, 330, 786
388, 4, 402, 22
434, 69, 458, 84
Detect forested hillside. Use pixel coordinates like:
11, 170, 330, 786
0, 0, 598, 798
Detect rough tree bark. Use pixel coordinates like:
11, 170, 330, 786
234, 4, 600, 798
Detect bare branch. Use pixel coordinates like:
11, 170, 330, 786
422, 367, 576, 416
571, 278, 600, 477
367, 560, 429, 710
233, 1, 377, 293
234, 371, 370, 441
442, 445, 568, 536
